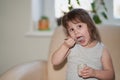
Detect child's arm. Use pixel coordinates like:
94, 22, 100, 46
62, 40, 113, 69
79, 48, 115, 80
51, 37, 75, 66
94, 48, 115, 80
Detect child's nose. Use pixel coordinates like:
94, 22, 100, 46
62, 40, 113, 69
74, 29, 79, 34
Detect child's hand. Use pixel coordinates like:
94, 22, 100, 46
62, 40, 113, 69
78, 66, 96, 79
64, 37, 76, 48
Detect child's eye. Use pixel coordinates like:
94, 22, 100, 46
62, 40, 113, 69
78, 25, 82, 28
69, 28, 74, 32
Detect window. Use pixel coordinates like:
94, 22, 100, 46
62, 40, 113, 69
26, 0, 54, 36
113, 0, 120, 19
32, 0, 43, 30
55, 0, 93, 18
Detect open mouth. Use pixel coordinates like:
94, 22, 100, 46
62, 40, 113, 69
77, 37, 83, 42
75, 36, 84, 43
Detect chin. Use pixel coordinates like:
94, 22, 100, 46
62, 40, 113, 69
79, 42, 88, 47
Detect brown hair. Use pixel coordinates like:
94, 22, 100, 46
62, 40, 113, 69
62, 8, 101, 42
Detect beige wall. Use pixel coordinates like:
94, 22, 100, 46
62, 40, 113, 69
0, 0, 53, 75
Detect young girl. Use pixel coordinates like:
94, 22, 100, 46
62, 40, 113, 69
52, 9, 115, 80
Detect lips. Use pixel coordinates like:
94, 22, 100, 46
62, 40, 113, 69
77, 37, 84, 42
74, 36, 85, 45
76, 36, 84, 42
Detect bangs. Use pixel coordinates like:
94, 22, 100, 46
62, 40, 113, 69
71, 17, 81, 24
66, 17, 82, 27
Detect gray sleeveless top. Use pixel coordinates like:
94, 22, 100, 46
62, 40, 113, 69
66, 42, 104, 80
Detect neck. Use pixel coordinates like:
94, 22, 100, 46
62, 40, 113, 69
84, 40, 98, 48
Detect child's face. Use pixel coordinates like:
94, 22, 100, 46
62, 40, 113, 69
67, 21, 91, 47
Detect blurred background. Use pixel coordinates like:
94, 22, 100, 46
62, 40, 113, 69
0, 0, 120, 75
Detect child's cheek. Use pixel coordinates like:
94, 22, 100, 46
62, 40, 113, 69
69, 33, 75, 38
70, 35, 75, 40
